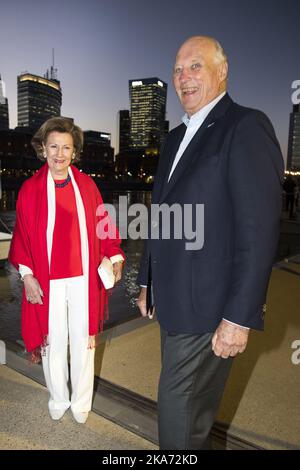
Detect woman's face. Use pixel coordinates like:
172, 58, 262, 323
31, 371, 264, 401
43, 131, 74, 179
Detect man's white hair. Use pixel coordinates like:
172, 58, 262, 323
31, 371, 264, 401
211, 38, 227, 65
183, 35, 228, 65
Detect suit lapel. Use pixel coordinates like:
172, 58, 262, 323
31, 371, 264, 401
153, 124, 186, 203
159, 94, 233, 203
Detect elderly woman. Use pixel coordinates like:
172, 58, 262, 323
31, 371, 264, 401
9, 117, 124, 424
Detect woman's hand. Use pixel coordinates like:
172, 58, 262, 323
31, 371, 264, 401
23, 274, 44, 305
112, 261, 124, 283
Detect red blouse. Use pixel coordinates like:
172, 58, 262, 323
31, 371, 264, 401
50, 179, 83, 279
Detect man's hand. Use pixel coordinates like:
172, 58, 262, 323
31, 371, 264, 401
212, 319, 250, 358
113, 261, 124, 283
136, 287, 147, 317
23, 274, 44, 305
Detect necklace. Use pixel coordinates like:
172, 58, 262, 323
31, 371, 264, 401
54, 174, 71, 188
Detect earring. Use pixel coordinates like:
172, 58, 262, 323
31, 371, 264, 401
43, 153, 47, 159
72, 153, 75, 160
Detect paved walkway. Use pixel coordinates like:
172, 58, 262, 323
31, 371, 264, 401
0, 365, 157, 450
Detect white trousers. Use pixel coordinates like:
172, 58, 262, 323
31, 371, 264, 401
42, 276, 95, 414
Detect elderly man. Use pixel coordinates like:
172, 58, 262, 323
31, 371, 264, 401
137, 36, 284, 449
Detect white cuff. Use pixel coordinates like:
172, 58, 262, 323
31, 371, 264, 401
222, 318, 250, 330
19, 264, 33, 279
110, 254, 124, 264
140, 285, 147, 288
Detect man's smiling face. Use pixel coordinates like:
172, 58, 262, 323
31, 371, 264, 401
173, 37, 228, 116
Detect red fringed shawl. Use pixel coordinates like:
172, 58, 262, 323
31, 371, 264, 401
9, 164, 124, 353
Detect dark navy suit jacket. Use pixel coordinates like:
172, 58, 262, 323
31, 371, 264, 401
138, 94, 284, 334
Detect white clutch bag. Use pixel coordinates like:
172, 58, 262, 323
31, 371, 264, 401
98, 257, 115, 289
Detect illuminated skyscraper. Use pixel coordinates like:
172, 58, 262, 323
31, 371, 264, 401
287, 104, 300, 170
129, 78, 167, 150
0, 74, 9, 130
17, 68, 62, 131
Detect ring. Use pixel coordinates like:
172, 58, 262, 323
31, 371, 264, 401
27, 297, 32, 302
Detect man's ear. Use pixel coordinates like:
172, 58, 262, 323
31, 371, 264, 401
219, 62, 228, 83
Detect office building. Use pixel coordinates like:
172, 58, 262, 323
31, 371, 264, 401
129, 77, 167, 150
0, 75, 9, 130
117, 110, 131, 153
82, 130, 114, 176
84, 130, 111, 146
287, 104, 300, 170
17, 72, 62, 131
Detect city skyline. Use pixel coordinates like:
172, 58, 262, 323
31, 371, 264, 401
1, 0, 300, 162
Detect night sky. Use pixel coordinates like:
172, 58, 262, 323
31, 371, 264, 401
0, 0, 299, 161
